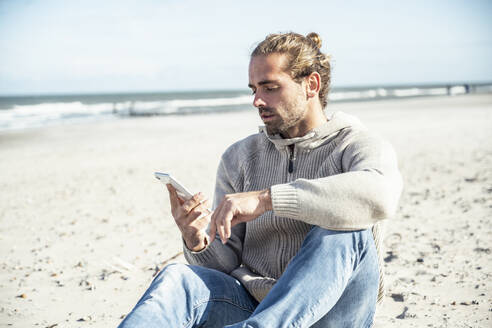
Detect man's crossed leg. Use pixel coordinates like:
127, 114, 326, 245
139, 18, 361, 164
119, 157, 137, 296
119, 226, 378, 328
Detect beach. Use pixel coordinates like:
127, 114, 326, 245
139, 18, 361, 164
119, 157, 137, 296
0, 94, 491, 327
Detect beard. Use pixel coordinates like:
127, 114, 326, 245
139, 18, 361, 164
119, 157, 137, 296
265, 116, 302, 136
261, 98, 305, 137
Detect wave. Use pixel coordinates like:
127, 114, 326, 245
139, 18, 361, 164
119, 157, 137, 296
126, 95, 253, 115
0, 84, 488, 131
329, 85, 470, 101
0, 95, 254, 131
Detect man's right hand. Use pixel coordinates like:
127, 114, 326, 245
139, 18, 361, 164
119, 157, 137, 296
167, 184, 211, 252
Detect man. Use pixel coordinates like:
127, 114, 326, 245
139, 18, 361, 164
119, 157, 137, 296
119, 32, 402, 327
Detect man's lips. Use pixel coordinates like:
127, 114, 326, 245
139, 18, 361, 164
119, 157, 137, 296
260, 111, 276, 121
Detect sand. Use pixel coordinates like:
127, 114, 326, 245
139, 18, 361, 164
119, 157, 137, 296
0, 94, 491, 327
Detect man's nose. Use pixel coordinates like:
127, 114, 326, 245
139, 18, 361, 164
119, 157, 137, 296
253, 94, 266, 108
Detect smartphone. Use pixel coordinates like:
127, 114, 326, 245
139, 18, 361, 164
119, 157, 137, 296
155, 172, 212, 237
154, 172, 193, 200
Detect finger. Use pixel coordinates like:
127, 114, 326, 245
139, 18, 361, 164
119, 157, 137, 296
194, 202, 212, 216
203, 198, 212, 212
194, 212, 212, 232
182, 192, 207, 213
217, 217, 225, 244
221, 208, 234, 244
190, 198, 210, 218
208, 214, 217, 243
170, 184, 186, 205
215, 204, 229, 245
166, 184, 183, 219
209, 203, 224, 244
185, 207, 206, 225
185, 203, 211, 224
167, 184, 181, 211
211, 203, 224, 243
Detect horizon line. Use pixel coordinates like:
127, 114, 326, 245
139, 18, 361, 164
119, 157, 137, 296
1, 81, 491, 98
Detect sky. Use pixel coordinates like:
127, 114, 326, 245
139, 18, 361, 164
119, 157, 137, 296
0, 0, 491, 95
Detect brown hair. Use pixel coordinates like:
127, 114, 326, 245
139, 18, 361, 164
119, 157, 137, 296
252, 32, 332, 108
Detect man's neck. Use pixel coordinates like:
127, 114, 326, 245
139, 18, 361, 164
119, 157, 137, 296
281, 106, 327, 139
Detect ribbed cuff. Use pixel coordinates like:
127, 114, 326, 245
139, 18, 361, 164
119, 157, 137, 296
182, 239, 219, 265
270, 183, 300, 219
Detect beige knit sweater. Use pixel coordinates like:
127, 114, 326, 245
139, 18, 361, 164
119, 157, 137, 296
183, 111, 403, 305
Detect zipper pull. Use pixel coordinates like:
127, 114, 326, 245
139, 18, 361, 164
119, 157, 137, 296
288, 146, 295, 173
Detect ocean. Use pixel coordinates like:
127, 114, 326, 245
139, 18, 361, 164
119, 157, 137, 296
0, 83, 491, 131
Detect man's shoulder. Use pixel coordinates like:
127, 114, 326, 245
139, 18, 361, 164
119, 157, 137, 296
336, 123, 387, 147
335, 123, 395, 159
222, 132, 267, 159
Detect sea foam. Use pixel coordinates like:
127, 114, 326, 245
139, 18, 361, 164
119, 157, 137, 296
0, 84, 487, 131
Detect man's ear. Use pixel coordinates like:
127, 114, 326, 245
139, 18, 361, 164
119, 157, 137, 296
305, 72, 321, 98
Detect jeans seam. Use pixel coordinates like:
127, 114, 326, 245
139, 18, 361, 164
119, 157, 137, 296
352, 230, 375, 280
363, 309, 375, 328
182, 298, 255, 328
361, 230, 371, 262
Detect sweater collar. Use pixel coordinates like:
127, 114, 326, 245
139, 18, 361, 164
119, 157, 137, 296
259, 111, 364, 150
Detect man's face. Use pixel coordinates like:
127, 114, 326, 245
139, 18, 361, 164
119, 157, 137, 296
248, 53, 308, 137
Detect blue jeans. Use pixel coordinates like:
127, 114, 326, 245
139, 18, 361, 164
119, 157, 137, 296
118, 227, 379, 328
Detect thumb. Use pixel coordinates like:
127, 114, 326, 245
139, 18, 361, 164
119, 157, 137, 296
167, 184, 183, 209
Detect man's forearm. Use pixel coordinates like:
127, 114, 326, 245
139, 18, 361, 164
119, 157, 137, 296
271, 169, 403, 230
259, 188, 273, 212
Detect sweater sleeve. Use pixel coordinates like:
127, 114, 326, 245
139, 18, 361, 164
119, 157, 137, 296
183, 155, 245, 273
270, 130, 403, 230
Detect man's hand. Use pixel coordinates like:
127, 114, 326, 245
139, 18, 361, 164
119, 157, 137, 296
209, 189, 272, 244
167, 184, 211, 252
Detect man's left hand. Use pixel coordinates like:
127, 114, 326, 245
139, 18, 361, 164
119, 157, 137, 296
209, 189, 272, 244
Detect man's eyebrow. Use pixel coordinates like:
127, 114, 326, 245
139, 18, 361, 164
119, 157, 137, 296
248, 80, 280, 88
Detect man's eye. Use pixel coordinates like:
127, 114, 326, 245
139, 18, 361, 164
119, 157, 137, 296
265, 87, 277, 92
251, 90, 256, 95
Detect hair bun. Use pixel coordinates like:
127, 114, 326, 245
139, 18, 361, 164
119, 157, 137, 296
306, 32, 322, 49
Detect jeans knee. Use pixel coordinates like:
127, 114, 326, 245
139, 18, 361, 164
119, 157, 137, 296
150, 263, 192, 293
158, 262, 188, 276
156, 262, 193, 281
304, 226, 373, 260
305, 226, 353, 246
